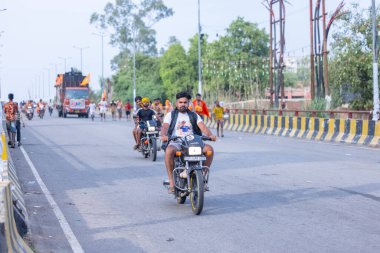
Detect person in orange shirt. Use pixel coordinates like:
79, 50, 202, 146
192, 93, 210, 120
165, 99, 173, 114
4, 93, 19, 148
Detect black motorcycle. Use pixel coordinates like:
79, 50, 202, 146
39, 109, 45, 119
164, 134, 211, 215
139, 118, 161, 161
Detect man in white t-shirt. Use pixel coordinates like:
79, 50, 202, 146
89, 100, 96, 121
161, 91, 216, 193
98, 98, 108, 121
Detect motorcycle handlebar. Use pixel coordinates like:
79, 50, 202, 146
166, 135, 211, 143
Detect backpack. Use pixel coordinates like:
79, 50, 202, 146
162, 109, 202, 151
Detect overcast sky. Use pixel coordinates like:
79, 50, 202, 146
0, 0, 374, 101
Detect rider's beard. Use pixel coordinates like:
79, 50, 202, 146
179, 106, 187, 112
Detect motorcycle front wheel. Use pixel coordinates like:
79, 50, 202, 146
151, 138, 157, 162
190, 170, 204, 215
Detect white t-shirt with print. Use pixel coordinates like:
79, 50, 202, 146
89, 103, 96, 113
164, 111, 202, 137
99, 101, 108, 113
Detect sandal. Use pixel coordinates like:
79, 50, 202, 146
168, 186, 175, 194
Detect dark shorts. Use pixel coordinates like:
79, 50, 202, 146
126, 111, 131, 115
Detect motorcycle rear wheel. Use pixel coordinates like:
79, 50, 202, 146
190, 170, 204, 215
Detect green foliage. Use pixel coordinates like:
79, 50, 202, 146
112, 53, 164, 102
303, 98, 327, 118
329, 3, 379, 110
90, 0, 173, 54
284, 71, 298, 87
159, 43, 194, 100
202, 17, 270, 102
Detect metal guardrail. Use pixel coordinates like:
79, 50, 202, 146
223, 108, 372, 120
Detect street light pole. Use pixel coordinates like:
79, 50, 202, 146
197, 0, 202, 96
372, 0, 379, 121
73, 45, 89, 73
45, 68, 51, 98
59, 57, 71, 73
93, 32, 106, 92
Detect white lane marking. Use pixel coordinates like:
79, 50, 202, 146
20, 146, 84, 253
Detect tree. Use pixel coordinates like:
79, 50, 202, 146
159, 43, 194, 99
90, 0, 173, 55
112, 53, 164, 102
329, 3, 379, 110
202, 17, 269, 102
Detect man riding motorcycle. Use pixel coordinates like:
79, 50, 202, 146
37, 99, 45, 118
134, 97, 161, 150
161, 91, 216, 193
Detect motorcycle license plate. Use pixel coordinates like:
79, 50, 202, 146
75, 110, 80, 113
147, 131, 158, 134
184, 156, 206, 161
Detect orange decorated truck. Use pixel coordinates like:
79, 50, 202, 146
55, 68, 90, 118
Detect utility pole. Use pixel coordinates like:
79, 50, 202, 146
309, 0, 315, 100
133, 29, 137, 110
197, 0, 203, 95
322, 0, 329, 96
73, 45, 89, 73
266, 0, 287, 109
372, 0, 379, 120
269, 1, 274, 107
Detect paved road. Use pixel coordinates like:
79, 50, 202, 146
10, 112, 380, 253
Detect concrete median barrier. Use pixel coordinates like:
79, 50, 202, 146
0, 181, 33, 253
205, 115, 380, 147
1, 130, 33, 252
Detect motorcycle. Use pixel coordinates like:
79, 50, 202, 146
39, 108, 45, 119
26, 106, 34, 120
163, 134, 212, 215
139, 118, 161, 161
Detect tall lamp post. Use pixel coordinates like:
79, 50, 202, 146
44, 67, 51, 98
93, 32, 106, 92
59, 56, 71, 73
73, 45, 89, 73
197, 0, 202, 96
372, 0, 379, 121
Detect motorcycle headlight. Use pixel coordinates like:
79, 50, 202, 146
148, 126, 156, 131
188, 147, 202, 156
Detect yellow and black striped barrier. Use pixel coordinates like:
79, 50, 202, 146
205, 115, 380, 147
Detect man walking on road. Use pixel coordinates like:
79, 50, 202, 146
125, 99, 132, 121
4, 93, 19, 148
213, 101, 225, 137
16, 108, 25, 146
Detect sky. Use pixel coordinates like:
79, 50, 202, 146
0, 0, 375, 102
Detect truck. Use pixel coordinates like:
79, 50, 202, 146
55, 68, 90, 118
